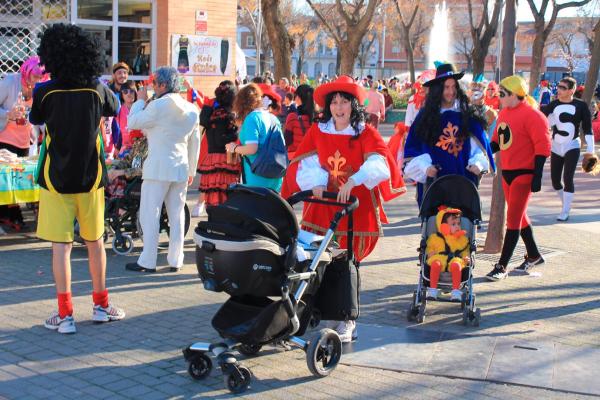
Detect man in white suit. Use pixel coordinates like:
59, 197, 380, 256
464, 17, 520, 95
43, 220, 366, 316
125, 67, 200, 273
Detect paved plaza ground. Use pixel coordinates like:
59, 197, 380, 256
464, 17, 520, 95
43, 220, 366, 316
1, 124, 599, 399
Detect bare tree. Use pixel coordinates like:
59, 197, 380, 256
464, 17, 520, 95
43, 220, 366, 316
582, 19, 600, 107
261, 0, 293, 80
484, 0, 518, 254
525, 0, 592, 93
467, 0, 503, 76
357, 32, 378, 74
393, 0, 422, 83
578, 0, 600, 106
289, 15, 319, 76
454, 24, 474, 72
550, 30, 578, 73
306, 0, 382, 75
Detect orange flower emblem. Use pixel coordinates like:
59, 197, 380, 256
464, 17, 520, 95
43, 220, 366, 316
436, 122, 463, 157
327, 150, 353, 190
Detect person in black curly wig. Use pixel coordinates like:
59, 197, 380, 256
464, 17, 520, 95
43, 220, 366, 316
37, 23, 104, 87
30, 23, 125, 334
403, 62, 495, 207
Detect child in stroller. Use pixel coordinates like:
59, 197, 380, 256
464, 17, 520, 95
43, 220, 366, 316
407, 175, 482, 326
183, 185, 359, 394
425, 206, 471, 301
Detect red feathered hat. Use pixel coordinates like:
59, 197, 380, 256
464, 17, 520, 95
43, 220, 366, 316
257, 83, 281, 105
313, 75, 367, 108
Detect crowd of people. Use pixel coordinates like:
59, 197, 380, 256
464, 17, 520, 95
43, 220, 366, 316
0, 22, 598, 344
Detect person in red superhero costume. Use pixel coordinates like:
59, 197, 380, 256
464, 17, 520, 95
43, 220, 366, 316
485, 75, 551, 282
282, 75, 406, 342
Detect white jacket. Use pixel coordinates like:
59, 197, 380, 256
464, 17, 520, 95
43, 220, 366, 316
128, 93, 200, 182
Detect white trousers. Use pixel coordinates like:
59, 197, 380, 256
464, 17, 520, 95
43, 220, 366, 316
137, 179, 187, 269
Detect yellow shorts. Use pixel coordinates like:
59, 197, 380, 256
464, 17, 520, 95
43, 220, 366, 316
37, 188, 105, 243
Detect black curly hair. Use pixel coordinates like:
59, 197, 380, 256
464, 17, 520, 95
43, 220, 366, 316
319, 91, 367, 137
214, 80, 236, 108
37, 23, 104, 87
413, 78, 487, 147
294, 84, 315, 123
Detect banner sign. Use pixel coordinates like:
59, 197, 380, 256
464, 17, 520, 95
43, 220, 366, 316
171, 34, 232, 76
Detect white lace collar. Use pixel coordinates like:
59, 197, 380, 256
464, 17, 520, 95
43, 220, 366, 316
318, 118, 365, 136
440, 99, 460, 113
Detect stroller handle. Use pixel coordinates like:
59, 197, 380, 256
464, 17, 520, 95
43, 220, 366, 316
286, 190, 359, 215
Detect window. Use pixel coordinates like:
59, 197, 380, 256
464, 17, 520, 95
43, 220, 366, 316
73, 0, 155, 79
78, 0, 112, 21
392, 45, 400, 54
118, 27, 151, 75
80, 24, 113, 75
314, 62, 322, 77
246, 35, 255, 47
118, 0, 151, 23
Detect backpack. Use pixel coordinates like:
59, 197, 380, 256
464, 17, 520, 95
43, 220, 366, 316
246, 117, 289, 179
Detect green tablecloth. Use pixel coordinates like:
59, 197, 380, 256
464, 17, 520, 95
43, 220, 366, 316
0, 161, 39, 206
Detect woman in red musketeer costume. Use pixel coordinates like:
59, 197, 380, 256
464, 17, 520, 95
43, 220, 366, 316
282, 76, 406, 263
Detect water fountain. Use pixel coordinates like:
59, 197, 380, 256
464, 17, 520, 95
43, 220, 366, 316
427, 1, 450, 69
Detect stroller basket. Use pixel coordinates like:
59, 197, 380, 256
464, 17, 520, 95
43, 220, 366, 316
212, 296, 290, 345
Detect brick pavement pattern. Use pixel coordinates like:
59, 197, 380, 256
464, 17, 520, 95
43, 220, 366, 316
1, 130, 599, 399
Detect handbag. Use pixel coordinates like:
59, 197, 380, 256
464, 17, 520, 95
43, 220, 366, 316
313, 211, 360, 321
314, 254, 360, 321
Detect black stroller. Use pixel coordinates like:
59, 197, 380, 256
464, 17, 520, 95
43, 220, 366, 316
183, 185, 358, 393
104, 177, 191, 255
407, 174, 482, 326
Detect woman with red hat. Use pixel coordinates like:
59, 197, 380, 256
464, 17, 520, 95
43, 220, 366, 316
282, 76, 406, 342
257, 83, 281, 116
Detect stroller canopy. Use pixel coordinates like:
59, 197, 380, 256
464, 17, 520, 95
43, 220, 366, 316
419, 175, 482, 221
207, 185, 299, 246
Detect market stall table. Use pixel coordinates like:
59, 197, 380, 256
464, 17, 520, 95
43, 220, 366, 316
0, 160, 39, 206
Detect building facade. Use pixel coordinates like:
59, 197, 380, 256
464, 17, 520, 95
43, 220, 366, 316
0, 0, 238, 95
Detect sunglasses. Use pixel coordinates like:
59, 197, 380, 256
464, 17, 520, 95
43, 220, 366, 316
557, 85, 569, 91
121, 88, 135, 94
499, 91, 511, 98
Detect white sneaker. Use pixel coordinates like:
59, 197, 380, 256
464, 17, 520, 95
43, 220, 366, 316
557, 212, 569, 221
450, 289, 462, 302
92, 303, 126, 322
335, 320, 356, 343
44, 312, 76, 334
426, 287, 439, 299
191, 202, 205, 217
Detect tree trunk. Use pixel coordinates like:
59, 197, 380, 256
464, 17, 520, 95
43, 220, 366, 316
296, 53, 304, 77
483, 0, 517, 254
529, 25, 547, 93
472, 45, 486, 76
582, 20, 600, 108
261, 0, 292, 80
339, 43, 358, 76
336, 50, 342, 76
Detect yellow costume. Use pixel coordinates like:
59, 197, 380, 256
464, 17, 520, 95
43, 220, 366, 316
426, 207, 470, 271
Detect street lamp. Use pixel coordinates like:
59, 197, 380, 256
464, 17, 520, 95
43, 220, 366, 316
237, 2, 262, 77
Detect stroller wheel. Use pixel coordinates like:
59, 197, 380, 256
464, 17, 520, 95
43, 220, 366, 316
462, 306, 469, 326
473, 308, 481, 327
407, 290, 418, 322
306, 328, 342, 377
416, 290, 426, 324
187, 353, 212, 380
224, 365, 251, 394
237, 343, 262, 356
112, 234, 134, 255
